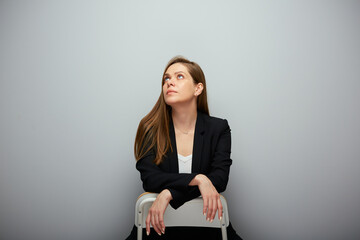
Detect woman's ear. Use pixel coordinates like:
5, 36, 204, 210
194, 83, 204, 96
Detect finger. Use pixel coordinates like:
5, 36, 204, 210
209, 197, 216, 222
207, 198, 213, 221
218, 197, 223, 220
203, 196, 208, 217
155, 213, 162, 236
159, 211, 165, 234
152, 213, 161, 236
145, 212, 151, 236
211, 196, 217, 221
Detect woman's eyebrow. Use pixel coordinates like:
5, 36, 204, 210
164, 71, 186, 77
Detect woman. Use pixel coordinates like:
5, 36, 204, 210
126, 56, 242, 239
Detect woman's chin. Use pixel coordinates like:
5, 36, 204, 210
164, 99, 178, 106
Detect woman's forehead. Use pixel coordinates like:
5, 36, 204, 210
165, 63, 189, 75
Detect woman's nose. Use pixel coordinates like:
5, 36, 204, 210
167, 78, 175, 87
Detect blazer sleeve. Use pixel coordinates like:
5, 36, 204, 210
168, 187, 200, 209
136, 150, 197, 193
206, 119, 232, 193
168, 119, 233, 209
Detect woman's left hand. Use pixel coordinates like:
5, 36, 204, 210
189, 174, 223, 222
145, 189, 172, 236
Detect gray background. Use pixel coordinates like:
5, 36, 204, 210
1, 0, 359, 239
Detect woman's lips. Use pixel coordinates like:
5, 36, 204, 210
167, 90, 177, 94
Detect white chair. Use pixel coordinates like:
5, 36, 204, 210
135, 192, 230, 240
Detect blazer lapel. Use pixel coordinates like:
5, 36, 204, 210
192, 112, 205, 173
169, 119, 179, 173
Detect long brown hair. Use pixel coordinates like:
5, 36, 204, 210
134, 56, 209, 165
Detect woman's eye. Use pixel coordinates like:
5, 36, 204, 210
177, 75, 184, 79
164, 77, 170, 82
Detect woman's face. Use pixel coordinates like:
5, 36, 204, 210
162, 63, 201, 107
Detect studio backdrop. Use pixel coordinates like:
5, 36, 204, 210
1, 1, 359, 240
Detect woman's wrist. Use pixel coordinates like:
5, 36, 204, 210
189, 174, 209, 186
161, 189, 173, 201
194, 174, 207, 185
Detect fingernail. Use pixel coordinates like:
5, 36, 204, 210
207, 218, 210, 221
158, 232, 161, 236
162, 228, 165, 234
146, 231, 149, 236
220, 216, 222, 220
210, 219, 213, 223
203, 212, 206, 216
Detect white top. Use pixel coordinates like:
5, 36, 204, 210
178, 153, 192, 173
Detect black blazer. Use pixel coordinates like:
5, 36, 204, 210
136, 111, 232, 209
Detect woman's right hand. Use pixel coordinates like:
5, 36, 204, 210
189, 174, 223, 222
145, 189, 172, 236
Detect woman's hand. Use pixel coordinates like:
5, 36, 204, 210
145, 189, 172, 236
189, 174, 223, 222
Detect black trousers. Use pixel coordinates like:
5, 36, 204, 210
125, 222, 243, 240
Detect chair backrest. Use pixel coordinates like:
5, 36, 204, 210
135, 192, 230, 239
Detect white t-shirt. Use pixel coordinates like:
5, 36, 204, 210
178, 153, 192, 173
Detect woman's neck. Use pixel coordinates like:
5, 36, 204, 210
171, 106, 197, 133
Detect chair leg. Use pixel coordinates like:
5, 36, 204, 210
137, 210, 143, 240
137, 225, 142, 240
220, 219, 228, 240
